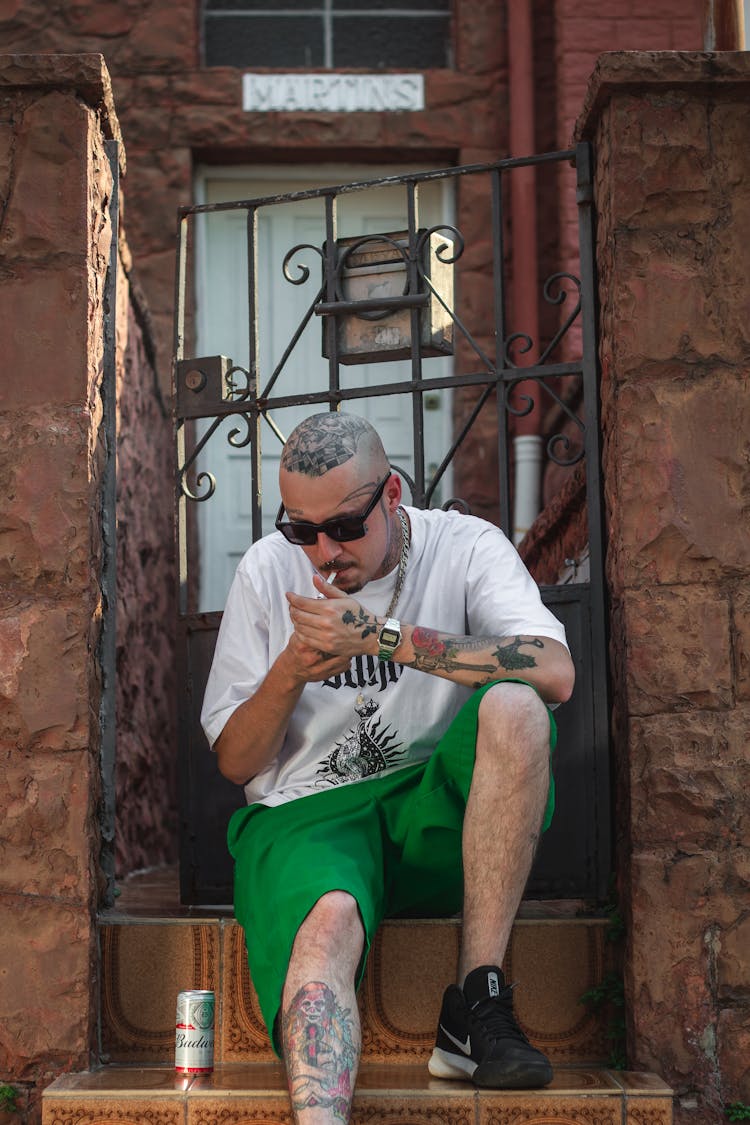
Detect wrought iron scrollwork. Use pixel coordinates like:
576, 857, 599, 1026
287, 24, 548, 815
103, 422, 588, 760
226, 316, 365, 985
283, 243, 325, 286
180, 467, 216, 503
225, 364, 253, 403
178, 364, 257, 501
539, 272, 581, 364
416, 223, 465, 267
547, 425, 585, 467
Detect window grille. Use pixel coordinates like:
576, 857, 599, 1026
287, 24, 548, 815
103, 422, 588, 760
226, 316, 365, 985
203, 0, 452, 69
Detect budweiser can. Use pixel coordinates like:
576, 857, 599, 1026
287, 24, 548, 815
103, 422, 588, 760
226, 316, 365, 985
175, 990, 215, 1074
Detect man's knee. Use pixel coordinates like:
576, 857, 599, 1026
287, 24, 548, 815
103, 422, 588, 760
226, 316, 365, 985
476, 681, 551, 764
294, 890, 363, 956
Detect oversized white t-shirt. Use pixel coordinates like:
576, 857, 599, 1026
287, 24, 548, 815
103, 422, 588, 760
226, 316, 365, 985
201, 506, 568, 807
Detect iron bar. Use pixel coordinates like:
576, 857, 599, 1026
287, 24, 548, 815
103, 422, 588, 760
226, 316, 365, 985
407, 180, 426, 505
178, 150, 578, 219
315, 293, 429, 315
324, 192, 340, 406
575, 140, 611, 897
98, 139, 120, 909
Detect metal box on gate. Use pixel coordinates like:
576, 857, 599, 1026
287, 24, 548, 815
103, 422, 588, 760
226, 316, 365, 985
322, 229, 454, 364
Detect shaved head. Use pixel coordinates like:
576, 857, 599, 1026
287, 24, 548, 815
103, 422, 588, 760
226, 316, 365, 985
280, 413, 388, 479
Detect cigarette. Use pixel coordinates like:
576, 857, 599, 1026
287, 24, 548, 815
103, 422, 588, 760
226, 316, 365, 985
316, 570, 337, 597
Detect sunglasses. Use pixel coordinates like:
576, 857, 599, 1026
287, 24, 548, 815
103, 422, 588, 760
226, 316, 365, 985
275, 472, 392, 546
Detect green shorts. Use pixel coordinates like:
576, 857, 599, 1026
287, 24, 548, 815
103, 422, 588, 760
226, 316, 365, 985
227, 679, 557, 1055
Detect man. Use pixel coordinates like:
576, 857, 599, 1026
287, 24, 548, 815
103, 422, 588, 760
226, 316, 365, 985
202, 411, 574, 1123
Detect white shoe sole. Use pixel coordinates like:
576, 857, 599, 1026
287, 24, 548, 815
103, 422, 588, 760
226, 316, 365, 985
428, 1047, 477, 1080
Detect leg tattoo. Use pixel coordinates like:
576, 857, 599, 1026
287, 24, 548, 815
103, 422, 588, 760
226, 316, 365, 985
283, 981, 357, 1121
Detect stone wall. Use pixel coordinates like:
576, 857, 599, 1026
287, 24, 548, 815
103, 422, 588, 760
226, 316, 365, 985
0, 53, 178, 1119
0, 53, 119, 1119
577, 51, 750, 1121
114, 239, 178, 877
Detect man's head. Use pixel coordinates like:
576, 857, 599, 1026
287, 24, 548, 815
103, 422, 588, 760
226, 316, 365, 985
277, 412, 403, 592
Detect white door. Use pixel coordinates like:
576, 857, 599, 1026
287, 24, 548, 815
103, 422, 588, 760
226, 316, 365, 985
194, 164, 454, 612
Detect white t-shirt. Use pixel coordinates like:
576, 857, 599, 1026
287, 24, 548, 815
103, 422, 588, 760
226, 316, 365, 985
201, 506, 568, 807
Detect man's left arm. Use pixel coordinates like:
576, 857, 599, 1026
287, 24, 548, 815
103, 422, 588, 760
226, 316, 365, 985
286, 577, 574, 706
390, 625, 574, 705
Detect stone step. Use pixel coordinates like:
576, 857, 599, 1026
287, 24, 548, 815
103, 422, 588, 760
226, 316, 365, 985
99, 914, 618, 1067
42, 1063, 673, 1125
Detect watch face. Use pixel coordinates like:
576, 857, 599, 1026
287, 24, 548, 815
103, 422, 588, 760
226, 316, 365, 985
381, 628, 399, 646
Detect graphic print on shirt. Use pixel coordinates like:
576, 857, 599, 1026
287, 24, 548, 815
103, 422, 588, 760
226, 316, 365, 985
315, 694, 405, 787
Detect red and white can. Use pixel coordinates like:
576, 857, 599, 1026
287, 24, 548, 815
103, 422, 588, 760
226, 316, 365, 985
175, 990, 215, 1074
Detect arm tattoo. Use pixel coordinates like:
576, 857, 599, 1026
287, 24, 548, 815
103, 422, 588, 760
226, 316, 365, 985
411, 626, 497, 676
411, 627, 543, 680
282, 981, 357, 1122
342, 606, 377, 640
494, 636, 544, 670
281, 414, 371, 477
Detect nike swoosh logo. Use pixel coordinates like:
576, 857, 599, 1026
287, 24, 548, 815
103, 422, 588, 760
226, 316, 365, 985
440, 1024, 471, 1055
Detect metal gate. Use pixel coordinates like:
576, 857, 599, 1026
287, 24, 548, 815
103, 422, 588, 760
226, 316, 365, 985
173, 143, 610, 905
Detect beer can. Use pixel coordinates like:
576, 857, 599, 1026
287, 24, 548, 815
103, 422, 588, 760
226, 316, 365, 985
175, 990, 215, 1074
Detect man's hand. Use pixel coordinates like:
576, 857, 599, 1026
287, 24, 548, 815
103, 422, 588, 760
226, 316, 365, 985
284, 630, 352, 683
284, 575, 379, 679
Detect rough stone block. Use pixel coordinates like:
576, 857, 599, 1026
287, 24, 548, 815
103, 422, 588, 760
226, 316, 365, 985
0, 409, 93, 591
609, 376, 750, 586
0, 600, 95, 752
621, 585, 732, 715
628, 709, 750, 852
0, 91, 89, 262
734, 583, 750, 702
0, 748, 94, 901
717, 915, 750, 998
718, 1007, 750, 1103
113, 146, 190, 255
611, 93, 709, 158
628, 853, 722, 1088
0, 895, 93, 1079
614, 231, 740, 366
0, 265, 89, 409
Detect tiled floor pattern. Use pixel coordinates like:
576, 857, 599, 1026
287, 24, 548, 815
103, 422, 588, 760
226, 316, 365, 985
99, 917, 617, 1065
43, 1065, 673, 1125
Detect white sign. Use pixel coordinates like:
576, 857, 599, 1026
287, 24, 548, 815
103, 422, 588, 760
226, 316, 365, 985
242, 73, 425, 114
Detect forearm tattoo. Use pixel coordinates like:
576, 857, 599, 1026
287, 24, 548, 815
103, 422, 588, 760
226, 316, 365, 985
411, 628, 543, 681
283, 981, 357, 1122
342, 606, 377, 640
280, 414, 370, 477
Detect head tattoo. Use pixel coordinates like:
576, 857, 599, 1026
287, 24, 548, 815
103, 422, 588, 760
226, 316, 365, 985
280, 413, 380, 478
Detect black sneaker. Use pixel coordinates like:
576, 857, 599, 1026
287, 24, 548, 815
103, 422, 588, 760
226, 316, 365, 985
428, 965, 553, 1088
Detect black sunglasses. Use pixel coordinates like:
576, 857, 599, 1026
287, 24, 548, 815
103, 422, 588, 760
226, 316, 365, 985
275, 472, 392, 546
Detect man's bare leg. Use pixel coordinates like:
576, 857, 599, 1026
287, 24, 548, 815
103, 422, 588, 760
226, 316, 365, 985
458, 681, 551, 982
281, 891, 364, 1125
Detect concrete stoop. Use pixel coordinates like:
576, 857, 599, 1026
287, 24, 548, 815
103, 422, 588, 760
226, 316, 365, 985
42, 910, 673, 1125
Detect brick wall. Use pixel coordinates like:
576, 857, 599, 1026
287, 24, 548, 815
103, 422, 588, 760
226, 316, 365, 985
577, 51, 750, 1121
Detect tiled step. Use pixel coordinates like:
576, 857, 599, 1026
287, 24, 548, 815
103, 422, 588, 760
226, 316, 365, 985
42, 1063, 673, 1125
98, 916, 619, 1066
